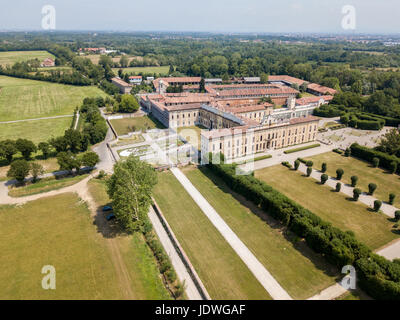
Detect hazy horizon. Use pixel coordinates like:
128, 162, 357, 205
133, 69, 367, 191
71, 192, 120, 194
1, 0, 400, 34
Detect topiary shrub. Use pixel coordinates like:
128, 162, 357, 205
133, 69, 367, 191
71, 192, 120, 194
389, 193, 396, 205
344, 148, 351, 157
368, 183, 377, 195
306, 167, 312, 177
353, 188, 362, 201
351, 175, 358, 187
372, 157, 380, 168
321, 174, 328, 184
294, 159, 300, 171
321, 162, 327, 173
389, 161, 398, 174
336, 182, 342, 192
395, 211, 400, 222
374, 200, 382, 212
306, 160, 313, 167
336, 168, 344, 180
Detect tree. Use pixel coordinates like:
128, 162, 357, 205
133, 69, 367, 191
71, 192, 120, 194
321, 174, 328, 184
300, 82, 308, 93
294, 159, 300, 170
260, 73, 269, 84
119, 55, 129, 68
353, 188, 361, 201
321, 163, 327, 173
7, 159, 30, 183
374, 200, 382, 212
118, 94, 139, 113
306, 160, 313, 167
395, 211, 400, 222
306, 167, 312, 177
351, 176, 358, 187
106, 156, 157, 232
38, 142, 51, 159
336, 168, 344, 180
199, 78, 205, 93
389, 193, 396, 205
377, 129, 400, 156
336, 182, 342, 192
169, 65, 174, 74
50, 136, 69, 153
0, 140, 17, 163
15, 139, 37, 160
372, 157, 380, 168
80, 151, 99, 168
30, 162, 44, 182
63, 129, 83, 153
389, 161, 398, 174
344, 148, 351, 157
368, 183, 377, 195
57, 152, 80, 172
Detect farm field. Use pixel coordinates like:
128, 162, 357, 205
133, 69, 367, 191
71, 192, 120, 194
110, 115, 165, 136
112, 66, 169, 75
153, 171, 272, 300
0, 116, 71, 143
255, 165, 398, 250
0, 75, 106, 121
183, 166, 337, 299
304, 151, 400, 208
0, 51, 55, 67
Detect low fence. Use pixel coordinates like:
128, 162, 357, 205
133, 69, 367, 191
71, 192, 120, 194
152, 199, 211, 300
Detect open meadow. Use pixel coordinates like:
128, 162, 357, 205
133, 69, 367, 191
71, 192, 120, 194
0, 51, 55, 67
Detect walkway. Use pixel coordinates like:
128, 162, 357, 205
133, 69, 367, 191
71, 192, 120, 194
376, 239, 400, 261
148, 206, 205, 300
170, 167, 292, 300
0, 114, 73, 124
307, 283, 348, 300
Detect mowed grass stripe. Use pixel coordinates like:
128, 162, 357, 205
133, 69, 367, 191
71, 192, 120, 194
183, 167, 337, 300
153, 171, 272, 300
255, 165, 397, 250
0, 76, 106, 121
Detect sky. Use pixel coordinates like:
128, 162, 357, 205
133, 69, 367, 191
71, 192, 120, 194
1, 0, 400, 34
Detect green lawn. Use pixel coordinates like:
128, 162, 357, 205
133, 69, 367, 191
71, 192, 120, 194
110, 115, 165, 136
0, 193, 144, 299
112, 66, 169, 75
153, 171, 272, 300
255, 165, 398, 250
0, 75, 106, 121
0, 51, 55, 67
183, 167, 337, 299
8, 174, 89, 197
305, 151, 400, 208
0, 117, 71, 143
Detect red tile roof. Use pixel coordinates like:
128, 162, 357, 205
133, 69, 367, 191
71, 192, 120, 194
307, 83, 337, 95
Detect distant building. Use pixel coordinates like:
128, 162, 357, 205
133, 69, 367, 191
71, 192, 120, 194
79, 47, 106, 54
40, 58, 55, 67
306, 83, 337, 96
129, 76, 142, 85
111, 77, 132, 94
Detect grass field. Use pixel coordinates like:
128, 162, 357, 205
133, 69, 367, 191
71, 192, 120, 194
255, 165, 398, 249
183, 167, 337, 299
0, 193, 135, 299
112, 66, 169, 75
87, 179, 171, 300
153, 171, 272, 300
0, 51, 55, 67
8, 174, 88, 197
305, 152, 400, 208
0, 117, 72, 143
0, 76, 106, 121
110, 115, 165, 136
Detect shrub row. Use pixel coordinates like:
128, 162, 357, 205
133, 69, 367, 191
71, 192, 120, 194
350, 143, 400, 175
283, 144, 320, 154
207, 162, 400, 299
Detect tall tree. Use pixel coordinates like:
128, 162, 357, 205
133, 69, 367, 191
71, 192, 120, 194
7, 159, 30, 183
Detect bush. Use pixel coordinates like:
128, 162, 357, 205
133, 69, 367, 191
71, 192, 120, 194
395, 211, 400, 222
353, 188, 362, 201
321, 163, 327, 173
321, 174, 328, 184
336, 182, 342, 192
281, 161, 292, 169
389, 161, 398, 174
306, 160, 313, 167
336, 168, 344, 180
372, 157, 380, 168
351, 176, 358, 187
374, 200, 382, 212
333, 149, 343, 155
306, 167, 312, 177
344, 148, 351, 157
389, 193, 396, 205
368, 183, 377, 195
294, 159, 300, 171
284, 144, 320, 154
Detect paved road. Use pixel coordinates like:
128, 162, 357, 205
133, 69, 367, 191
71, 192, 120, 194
376, 239, 400, 261
148, 206, 205, 300
0, 114, 73, 124
170, 167, 292, 300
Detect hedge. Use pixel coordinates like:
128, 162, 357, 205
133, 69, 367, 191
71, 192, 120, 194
207, 162, 400, 299
284, 144, 320, 154
350, 143, 400, 174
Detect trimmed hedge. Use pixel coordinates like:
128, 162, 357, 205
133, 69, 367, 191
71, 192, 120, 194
284, 144, 320, 154
350, 143, 400, 175
207, 162, 400, 300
